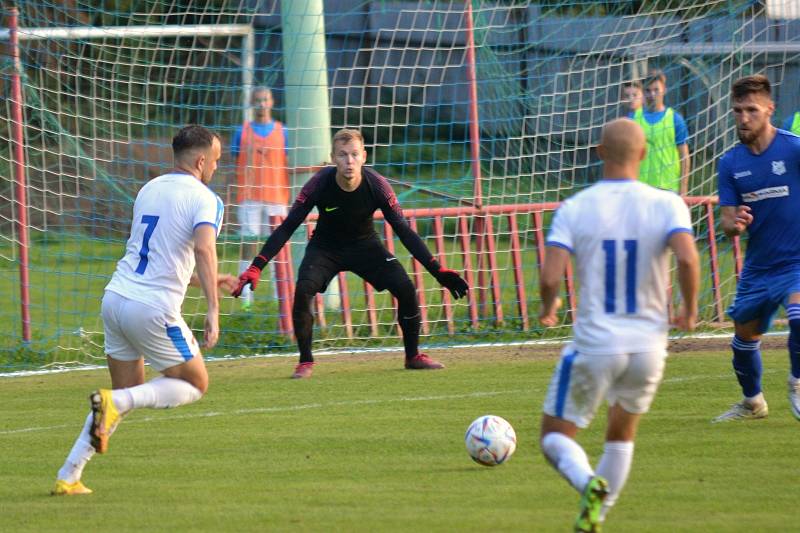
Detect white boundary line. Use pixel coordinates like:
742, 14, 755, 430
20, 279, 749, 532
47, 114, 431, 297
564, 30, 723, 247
0, 330, 790, 379
1, 369, 772, 436
1, 390, 522, 435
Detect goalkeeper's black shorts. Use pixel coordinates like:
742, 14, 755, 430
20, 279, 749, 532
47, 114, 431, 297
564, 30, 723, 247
297, 237, 411, 293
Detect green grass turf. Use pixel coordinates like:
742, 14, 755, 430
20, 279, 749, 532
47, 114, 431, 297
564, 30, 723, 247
0, 346, 795, 532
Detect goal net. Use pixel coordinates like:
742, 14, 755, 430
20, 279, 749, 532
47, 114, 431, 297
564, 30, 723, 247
2, 0, 799, 370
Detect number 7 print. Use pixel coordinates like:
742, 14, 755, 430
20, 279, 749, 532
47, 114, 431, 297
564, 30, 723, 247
135, 215, 160, 274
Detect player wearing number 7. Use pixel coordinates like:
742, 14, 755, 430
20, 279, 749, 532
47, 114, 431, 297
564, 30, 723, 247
232, 128, 468, 378
537, 118, 699, 531
52, 125, 237, 496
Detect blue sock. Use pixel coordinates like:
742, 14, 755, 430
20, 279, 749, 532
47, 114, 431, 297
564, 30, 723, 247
731, 335, 762, 398
787, 304, 800, 379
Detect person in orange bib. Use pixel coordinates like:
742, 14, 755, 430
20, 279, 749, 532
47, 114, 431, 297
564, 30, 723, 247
232, 87, 290, 309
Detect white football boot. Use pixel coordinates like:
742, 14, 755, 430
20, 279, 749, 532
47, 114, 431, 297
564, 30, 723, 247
788, 375, 800, 421
712, 397, 768, 423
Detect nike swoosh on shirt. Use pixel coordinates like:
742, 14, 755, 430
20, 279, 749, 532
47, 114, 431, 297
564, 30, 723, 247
324, 206, 339, 212
386, 257, 398, 262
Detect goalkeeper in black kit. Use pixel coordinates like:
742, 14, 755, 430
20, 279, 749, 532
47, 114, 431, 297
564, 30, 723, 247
233, 129, 469, 378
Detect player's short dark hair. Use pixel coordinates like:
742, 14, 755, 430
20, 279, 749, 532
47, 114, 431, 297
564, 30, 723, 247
623, 80, 643, 90
332, 128, 365, 148
644, 69, 666, 87
731, 75, 772, 100
172, 125, 219, 157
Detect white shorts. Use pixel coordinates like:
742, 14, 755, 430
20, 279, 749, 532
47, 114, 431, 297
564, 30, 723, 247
542, 343, 667, 428
102, 291, 200, 372
237, 201, 288, 238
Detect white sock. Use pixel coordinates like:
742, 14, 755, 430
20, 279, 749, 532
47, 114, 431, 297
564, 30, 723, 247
57, 412, 95, 483
126, 376, 203, 409
112, 388, 134, 414
268, 262, 280, 300
239, 260, 252, 302
745, 392, 766, 406
596, 440, 634, 521
541, 432, 593, 493
56, 378, 201, 483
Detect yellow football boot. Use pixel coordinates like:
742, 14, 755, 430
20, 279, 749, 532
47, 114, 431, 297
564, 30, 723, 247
89, 389, 120, 454
52, 479, 92, 496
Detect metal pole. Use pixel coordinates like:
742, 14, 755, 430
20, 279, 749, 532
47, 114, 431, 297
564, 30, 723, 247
9, 8, 31, 342
464, 1, 483, 208
281, 0, 339, 311
242, 27, 255, 123
464, 1, 489, 315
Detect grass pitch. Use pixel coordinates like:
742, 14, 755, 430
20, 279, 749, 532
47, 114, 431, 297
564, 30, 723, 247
0, 346, 795, 532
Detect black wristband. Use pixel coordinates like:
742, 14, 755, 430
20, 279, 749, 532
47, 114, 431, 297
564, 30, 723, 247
427, 259, 442, 275
252, 255, 268, 271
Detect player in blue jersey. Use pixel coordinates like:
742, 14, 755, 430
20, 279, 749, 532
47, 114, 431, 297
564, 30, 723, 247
714, 75, 800, 422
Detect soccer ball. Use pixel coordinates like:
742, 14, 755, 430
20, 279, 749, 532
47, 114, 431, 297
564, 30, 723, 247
464, 415, 517, 466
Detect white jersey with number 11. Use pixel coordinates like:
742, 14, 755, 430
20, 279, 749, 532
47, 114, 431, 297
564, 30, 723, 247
546, 180, 692, 354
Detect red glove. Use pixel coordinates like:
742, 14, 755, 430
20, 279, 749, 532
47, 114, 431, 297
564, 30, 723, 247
428, 260, 469, 299
232, 265, 262, 298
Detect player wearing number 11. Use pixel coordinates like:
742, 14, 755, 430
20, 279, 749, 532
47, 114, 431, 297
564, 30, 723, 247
52, 125, 237, 495
537, 118, 699, 531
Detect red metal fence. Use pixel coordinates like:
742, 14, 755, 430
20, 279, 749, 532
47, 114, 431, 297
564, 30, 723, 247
267, 196, 734, 336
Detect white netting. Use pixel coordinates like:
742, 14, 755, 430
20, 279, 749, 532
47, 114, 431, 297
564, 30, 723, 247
2, 1, 800, 368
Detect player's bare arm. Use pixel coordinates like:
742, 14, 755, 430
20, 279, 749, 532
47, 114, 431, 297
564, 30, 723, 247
190, 272, 238, 293
194, 224, 220, 349
538, 245, 568, 327
720, 205, 753, 238
668, 231, 700, 331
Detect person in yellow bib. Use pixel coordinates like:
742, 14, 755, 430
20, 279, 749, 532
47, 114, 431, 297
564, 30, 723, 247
620, 80, 643, 116
781, 111, 800, 136
630, 70, 691, 195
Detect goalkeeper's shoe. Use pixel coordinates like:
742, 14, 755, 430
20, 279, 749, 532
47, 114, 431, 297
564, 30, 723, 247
90, 389, 121, 454
711, 398, 768, 423
574, 476, 609, 533
789, 375, 800, 421
405, 353, 445, 370
291, 362, 315, 379
52, 479, 92, 496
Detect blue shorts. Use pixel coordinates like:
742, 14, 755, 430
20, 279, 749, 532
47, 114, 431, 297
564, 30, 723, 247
727, 266, 800, 332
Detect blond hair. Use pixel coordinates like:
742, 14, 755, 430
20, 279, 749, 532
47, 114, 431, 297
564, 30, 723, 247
332, 128, 365, 148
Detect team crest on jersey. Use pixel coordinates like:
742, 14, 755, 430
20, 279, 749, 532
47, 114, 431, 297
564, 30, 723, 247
772, 160, 786, 176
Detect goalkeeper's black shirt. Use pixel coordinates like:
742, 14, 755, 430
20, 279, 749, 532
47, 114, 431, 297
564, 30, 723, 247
256, 166, 435, 268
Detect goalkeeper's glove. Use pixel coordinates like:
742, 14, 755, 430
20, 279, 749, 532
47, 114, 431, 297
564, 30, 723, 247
428, 260, 469, 299
232, 255, 267, 298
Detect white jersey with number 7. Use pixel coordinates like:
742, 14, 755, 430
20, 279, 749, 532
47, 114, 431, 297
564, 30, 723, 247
546, 180, 692, 354
105, 172, 224, 315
